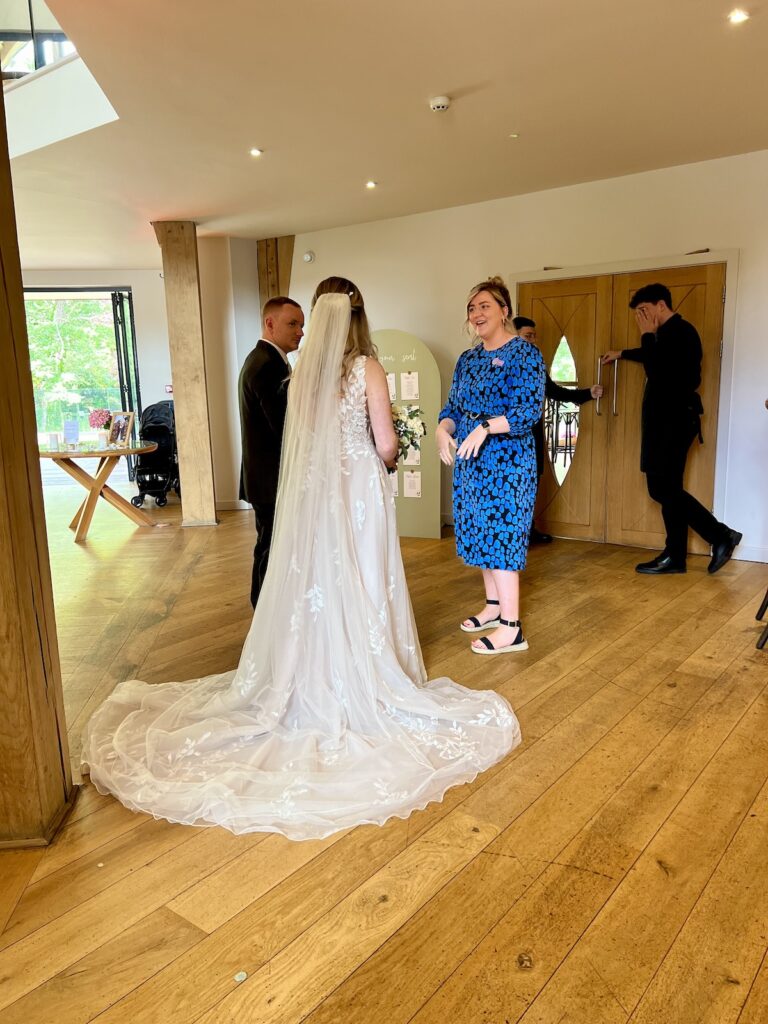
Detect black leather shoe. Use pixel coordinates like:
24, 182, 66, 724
529, 527, 553, 544
635, 554, 687, 575
708, 528, 742, 575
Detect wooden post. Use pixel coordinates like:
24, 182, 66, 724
152, 221, 218, 527
0, 87, 75, 847
256, 235, 295, 303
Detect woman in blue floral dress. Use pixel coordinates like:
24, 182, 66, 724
437, 277, 545, 655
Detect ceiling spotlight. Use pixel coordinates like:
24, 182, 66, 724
365, 180, 378, 189
728, 8, 750, 23
249, 147, 263, 157
509, 132, 521, 139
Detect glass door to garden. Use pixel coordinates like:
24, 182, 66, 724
25, 287, 143, 483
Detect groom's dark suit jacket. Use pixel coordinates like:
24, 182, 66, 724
238, 340, 290, 507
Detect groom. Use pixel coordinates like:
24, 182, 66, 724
239, 296, 304, 607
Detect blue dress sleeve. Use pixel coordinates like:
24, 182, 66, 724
439, 349, 468, 424
506, 342, 546, 435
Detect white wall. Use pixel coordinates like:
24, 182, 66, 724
5, 55, 117, 159
21, 267, 172, 408
290, 149, 768, 563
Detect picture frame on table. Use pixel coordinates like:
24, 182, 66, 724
108, 411, 134, 447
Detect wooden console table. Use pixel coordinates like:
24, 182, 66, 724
40, 444, 159, 542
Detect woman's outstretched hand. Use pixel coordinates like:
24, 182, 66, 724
436, 425, 458, 466
456, 424, 488, 460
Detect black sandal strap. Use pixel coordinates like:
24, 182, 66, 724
476, 636, 496, 651
499, 618, 521, 627
466, 616, 482, 628
486, 599, 500, 605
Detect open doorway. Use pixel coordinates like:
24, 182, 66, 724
25, 287, 143, 487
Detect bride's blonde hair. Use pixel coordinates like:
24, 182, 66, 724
312, 276, 377, 383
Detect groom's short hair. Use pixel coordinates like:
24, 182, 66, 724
262, 296, 302, 322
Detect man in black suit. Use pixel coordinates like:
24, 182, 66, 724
602, 283, 740, 575
239, 296, 304, 607
513, 316, 603, 544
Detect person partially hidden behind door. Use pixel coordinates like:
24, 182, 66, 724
513, 317, 603, 544
602, 283, 741, 575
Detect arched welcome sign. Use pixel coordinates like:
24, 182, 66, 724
372, 329, 441, 539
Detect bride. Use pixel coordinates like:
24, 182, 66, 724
81, 277, 521, 840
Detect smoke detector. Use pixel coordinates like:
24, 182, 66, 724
429, 95, 451, 112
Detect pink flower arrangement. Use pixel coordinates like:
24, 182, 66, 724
88, 408, 112, 429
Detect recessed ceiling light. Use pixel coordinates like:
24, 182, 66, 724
728, 8, 750, 23
509, 133, 520, 139
365, 180, 378, 189
249, 147, 263, 157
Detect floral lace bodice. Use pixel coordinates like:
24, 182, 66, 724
340, 356, 375, 458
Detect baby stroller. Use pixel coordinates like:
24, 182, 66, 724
131, 401, 180, 508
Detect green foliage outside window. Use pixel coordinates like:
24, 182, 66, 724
25, 298, 121, 435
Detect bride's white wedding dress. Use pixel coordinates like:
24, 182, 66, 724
82, 294, 520, 840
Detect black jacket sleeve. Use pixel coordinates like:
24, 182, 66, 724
545, 374, 593, 405
621, 344, 646, 363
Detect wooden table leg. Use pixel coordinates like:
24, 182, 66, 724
68, 458, 106, 530
74, 457, 119, 542
90, 481, 156, 527
54, 457, 156, 540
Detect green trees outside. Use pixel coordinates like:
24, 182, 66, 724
25, 298, 121, 438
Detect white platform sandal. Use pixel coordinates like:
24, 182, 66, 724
471, 618, 529, 655
460, 598, 501, 633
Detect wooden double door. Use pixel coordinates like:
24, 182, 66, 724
517, 263, 726, 553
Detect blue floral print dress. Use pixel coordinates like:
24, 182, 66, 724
439, 338, 546, 571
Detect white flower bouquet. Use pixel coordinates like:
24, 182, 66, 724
392, 404, 426, 462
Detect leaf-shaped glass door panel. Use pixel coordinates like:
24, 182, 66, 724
544, 335, 580, 485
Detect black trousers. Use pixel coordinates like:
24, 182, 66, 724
251, 503, 276, 609
645, 460, 724, 563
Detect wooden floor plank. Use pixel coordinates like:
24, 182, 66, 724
737, 950, 768, 1024
0, 851, 44, 936
29, 800, 150, 884
192, 813, 499, 1024
0, 907, 205, 1024
0, 487, 764, 1024
406, 636, 768, 1023
1, 817, 198, 952
630, 767, 768, 1023
91, 818, 412, 1024
0, 828, 260, 1010
494, 658, 768, 1023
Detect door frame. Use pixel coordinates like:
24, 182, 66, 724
510, 249, 740, 524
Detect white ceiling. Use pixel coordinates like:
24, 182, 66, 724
9, 0, 768, 269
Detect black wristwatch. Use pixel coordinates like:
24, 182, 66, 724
480, 419, 491, 434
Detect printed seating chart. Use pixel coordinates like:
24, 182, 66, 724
372, 329, 441, 539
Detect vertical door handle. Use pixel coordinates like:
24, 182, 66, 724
612, 359, 620, 416
595, 358, 603, 416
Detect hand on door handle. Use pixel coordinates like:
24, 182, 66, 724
595, 358, 603, 415
601, 350, 622, 365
